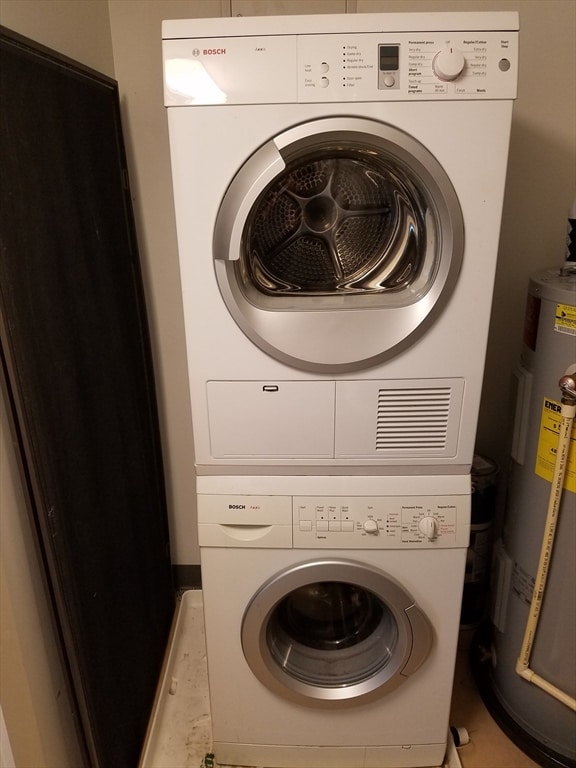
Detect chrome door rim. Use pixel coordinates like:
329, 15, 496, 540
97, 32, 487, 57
241, 559, 433, 707
214, 117, 463, 372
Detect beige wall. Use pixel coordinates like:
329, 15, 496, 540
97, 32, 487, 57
0, 0, 115, 76
0, 2, 114, 765
1, 394, 85, 767
106, 0, 209, 567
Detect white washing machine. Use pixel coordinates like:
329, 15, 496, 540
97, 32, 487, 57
162, 12, 518, 477
197, 473, 470, 767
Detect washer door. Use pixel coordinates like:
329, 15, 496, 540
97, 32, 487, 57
214, 117, 463, 372
241, 559, 433, 707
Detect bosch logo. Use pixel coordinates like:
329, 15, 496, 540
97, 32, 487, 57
204, 48, 226, 56
229, 504, 245, 509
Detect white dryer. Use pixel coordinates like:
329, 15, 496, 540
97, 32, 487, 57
162, 12, 518, 477
197, 473, 470, 768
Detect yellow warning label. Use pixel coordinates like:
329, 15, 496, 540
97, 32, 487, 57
555, 303, 576, 335
535, 398, 576, 492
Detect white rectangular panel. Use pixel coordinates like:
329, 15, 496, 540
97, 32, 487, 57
207, 381, 335, 458
164, 25, 518, 106
197, 493, 292, 524
198, 493, 292, 547
334, 378, 464, 458
163, 36, 297, 105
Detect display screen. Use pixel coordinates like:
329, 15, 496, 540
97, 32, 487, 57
379, 45, 399, 71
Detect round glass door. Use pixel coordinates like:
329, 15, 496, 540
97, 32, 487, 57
241, 559, 433, 707
241, 146, 429, 301
214, 117, 464, 372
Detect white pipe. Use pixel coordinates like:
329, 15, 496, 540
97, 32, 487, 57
515, 397, 576, 711
515, 666, 576, 711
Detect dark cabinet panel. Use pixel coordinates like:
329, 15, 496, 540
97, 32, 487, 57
0, 27, 174, 768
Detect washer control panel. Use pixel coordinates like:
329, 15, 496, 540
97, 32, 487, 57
197, 487, 470, 549
293, 495, 470, 549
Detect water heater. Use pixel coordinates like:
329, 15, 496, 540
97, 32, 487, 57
478, 269, 576, 767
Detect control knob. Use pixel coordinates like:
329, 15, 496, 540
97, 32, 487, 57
418, 516, 439, 540
432, 47, 466, 81
363, 519, 379, 535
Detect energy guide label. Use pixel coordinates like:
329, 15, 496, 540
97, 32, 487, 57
535, 398, 576, 493
554, 303, 576, 335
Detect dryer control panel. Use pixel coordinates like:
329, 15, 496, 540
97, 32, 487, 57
163, 29, 517, 106
296, 32, 517, 101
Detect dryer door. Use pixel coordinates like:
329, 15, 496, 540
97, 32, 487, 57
214, 117, 463, 373
241, 559, 433, 707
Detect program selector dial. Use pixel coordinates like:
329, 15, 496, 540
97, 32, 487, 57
363, 519, 379, 535
418, 516, 439, 540
432, 47, 466, 81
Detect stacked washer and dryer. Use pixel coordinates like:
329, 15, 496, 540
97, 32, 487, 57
162, 12, 518, 768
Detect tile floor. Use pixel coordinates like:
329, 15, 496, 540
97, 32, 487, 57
140, 591, 540, 768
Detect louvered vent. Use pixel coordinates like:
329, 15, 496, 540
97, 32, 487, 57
376, 387, 452, 452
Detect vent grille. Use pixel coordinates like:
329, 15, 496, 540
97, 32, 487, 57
376, 387, 452, 451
